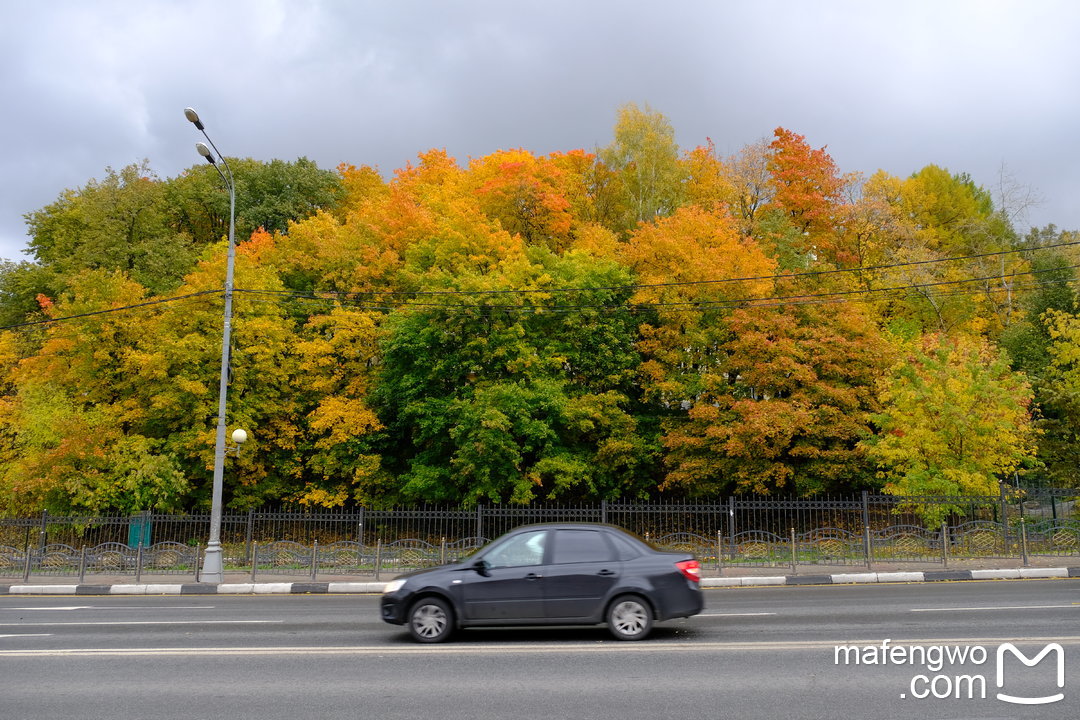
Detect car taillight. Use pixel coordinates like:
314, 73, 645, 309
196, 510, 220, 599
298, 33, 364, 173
676, 559, 701, 583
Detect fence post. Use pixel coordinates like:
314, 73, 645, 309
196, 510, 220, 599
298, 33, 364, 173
999, 483, 1009, 551
863, 525, 872, 570
476, 505, 483, 541
245, 509, 254, 564
250, 542, 258, 582
311, 540, 319, 581
790, 528, 797, 575
79, 546, 87, 583
728, 497, 736, 562
601, 500, 607, 525
357, 507, 365, 546
716, 530, 723, 575
135, 542, 144, 583
39, 510, 48, 553
23, 545, 32, 582
440, 537, 447, 566
941, 522, 948, 568
1020, 518, 1029, 567
374, 539, 382, 582
861, 490, 872, 570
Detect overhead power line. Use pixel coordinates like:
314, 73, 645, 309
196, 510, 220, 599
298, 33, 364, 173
0, 290, 221, 331
232, 237, 1080, 299
4, 238, 1077, 329
232, 261, 1080, 314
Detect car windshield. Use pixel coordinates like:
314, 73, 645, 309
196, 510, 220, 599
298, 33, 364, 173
480, 530, 546, 567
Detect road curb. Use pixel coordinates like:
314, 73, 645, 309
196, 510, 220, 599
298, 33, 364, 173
2, 568, 1077, 595
699, 567, 1080, 588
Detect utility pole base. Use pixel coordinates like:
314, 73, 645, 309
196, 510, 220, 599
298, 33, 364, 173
201, 544, 224, 584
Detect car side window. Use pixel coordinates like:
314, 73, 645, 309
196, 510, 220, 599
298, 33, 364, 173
483, 530, 548, 568
551, 529, 616, 564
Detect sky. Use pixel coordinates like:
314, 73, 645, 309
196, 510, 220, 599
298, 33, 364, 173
2, 0, 1078, 262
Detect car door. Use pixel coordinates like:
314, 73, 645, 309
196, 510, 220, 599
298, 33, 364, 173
461, 529, 548, 621
543, 529, 621, 619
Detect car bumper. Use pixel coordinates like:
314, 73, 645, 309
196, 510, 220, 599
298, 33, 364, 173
380, 594, 408, 625
658, 585, 704, 620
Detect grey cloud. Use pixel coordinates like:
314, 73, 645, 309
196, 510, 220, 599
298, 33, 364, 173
2, 0, 1078, 261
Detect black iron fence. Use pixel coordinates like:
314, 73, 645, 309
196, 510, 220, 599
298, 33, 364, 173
1, 490, 1076, 581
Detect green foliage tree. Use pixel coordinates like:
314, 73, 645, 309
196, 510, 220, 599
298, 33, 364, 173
599, 103, 686, 231
375, 247, 652, 505
864, 334, 1038, 524
24, 162, 200, 295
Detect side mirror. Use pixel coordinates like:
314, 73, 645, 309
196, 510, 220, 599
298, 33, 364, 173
472, 559, 490, 577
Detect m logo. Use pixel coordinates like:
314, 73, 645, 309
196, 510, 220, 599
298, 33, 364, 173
995, 643, 1065, 705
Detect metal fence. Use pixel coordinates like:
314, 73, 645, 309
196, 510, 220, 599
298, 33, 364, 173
1, 490, 1076, 581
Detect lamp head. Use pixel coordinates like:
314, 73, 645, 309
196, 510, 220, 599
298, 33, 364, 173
231, 428, 248, 445
195, 142, 216, 164
184, 107, 205, 130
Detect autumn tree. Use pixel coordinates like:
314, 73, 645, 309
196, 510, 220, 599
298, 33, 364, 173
663, 302, 892, 496
292, 306, 386, 506
765, 127, 851, 268
0, 271, 192, 513
622, 205, 774, 402
681, 140, 736, 212
467, 149, 576, 252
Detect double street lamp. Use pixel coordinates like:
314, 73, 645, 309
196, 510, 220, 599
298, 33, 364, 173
184, 107, 242, 583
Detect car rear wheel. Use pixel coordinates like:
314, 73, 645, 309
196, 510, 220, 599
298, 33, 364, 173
606, 595, 653, 641
408, 597, 454, 643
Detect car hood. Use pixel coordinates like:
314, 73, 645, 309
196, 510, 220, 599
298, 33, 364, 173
392, 562, 470, 583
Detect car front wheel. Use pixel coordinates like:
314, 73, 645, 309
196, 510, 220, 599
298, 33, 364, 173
408, 597, 454, 643
606, 595, 653, 641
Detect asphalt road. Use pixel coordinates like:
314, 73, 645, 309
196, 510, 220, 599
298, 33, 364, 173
1, 579, 1077, 719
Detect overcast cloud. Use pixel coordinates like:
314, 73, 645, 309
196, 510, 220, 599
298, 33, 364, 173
2, 0, 1078, 262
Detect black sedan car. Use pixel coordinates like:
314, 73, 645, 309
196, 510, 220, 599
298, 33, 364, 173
380, 523, 703, 642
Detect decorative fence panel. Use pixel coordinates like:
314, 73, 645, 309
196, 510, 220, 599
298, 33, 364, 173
1, 490, 1076, 581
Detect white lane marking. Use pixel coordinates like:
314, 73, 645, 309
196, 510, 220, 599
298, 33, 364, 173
0, 634, 52, 638
3, 606, 214, 612
4, 636, 1080, 658
699, 612, 777, 617
911, 604, 1080, 612
0, 620, 281, 627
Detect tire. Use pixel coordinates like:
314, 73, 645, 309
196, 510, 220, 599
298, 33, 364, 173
408, 597, 454, 643
606, 595, 653, 641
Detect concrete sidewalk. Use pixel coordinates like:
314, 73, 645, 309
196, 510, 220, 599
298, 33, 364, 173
2, 556, 1078, 595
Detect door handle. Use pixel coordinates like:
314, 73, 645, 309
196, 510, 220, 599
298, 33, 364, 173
525, 572, 542, 580
597, 569, 615, 576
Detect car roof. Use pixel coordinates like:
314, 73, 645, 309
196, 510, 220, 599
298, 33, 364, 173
508, 522, 617, 530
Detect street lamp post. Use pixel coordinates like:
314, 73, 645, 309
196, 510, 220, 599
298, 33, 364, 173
185, 107, 235, 583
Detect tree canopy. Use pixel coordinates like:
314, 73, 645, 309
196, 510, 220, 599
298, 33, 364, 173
1, 109, 1076, 517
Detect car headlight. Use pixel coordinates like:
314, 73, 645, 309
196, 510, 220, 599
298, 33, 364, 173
382, 579, 407, 594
